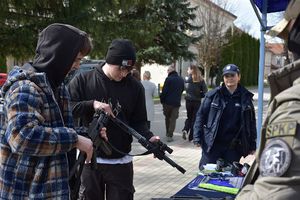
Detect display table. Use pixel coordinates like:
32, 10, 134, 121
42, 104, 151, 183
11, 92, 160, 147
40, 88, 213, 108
152, 175, 243, 200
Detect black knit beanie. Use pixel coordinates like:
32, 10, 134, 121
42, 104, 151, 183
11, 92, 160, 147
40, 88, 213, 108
105, 39, 136, 67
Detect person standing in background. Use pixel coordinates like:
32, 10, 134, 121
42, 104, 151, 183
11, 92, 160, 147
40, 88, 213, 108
193, 64, 256, 169
182, 65, 207, 141
131, 68, 141, 81
160, 65, 184, 142
141, 71, 158, 129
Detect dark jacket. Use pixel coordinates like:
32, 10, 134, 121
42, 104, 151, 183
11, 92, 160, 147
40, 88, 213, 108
160, 71, 184, 107
193, 84, 257, 155
68, 63, 153, 158
184, 75, 208, 101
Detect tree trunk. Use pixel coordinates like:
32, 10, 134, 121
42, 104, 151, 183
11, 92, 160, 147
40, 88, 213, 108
204, 66, 210, 87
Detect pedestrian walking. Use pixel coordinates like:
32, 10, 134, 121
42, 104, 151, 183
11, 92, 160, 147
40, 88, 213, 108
141, 71, 158, 129
182, 65, 207, 141
0, 23, 100, 199
237, 0, 300, 198
160, 65, 184, 142
193, 64, 257, 169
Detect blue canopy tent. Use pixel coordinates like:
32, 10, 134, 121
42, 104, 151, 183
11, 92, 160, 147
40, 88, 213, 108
250, 0, 289, 145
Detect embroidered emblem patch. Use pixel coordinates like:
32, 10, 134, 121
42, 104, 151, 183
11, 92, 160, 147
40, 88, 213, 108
260, 138, 291, 177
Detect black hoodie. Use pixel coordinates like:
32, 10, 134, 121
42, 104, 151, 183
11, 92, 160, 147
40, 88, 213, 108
32, 23, 87, 89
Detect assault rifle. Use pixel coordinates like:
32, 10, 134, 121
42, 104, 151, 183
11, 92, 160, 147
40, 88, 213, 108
69, 109, 186, 199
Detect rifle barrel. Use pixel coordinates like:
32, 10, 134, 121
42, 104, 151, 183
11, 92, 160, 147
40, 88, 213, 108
109, 115, 186, 174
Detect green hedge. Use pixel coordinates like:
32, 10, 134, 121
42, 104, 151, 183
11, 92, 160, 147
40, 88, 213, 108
220, 31, 259, 86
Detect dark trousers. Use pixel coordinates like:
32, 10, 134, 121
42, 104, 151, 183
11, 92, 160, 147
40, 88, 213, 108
80, 162, 135, 200
162, 104, 179, 137
199, 144, 242, 170
183, 100, 201, 141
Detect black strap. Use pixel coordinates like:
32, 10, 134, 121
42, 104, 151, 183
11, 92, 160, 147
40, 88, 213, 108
107, 140, 157, 157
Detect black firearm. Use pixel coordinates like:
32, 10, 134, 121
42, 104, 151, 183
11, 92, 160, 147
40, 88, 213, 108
69, 112, 112, 200
69, 109, 186, 199
97, 109, 186, 174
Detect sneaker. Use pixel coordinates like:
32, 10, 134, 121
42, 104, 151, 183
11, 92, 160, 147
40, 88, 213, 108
166, 137, 174, 142
182, 130, 187, 140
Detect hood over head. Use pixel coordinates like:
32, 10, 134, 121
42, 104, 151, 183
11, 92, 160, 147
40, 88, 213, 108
32, 23, 88, 88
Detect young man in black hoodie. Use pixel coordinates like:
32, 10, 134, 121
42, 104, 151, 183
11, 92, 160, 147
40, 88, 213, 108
68, 39, 160, 200
0, 23, 98, 199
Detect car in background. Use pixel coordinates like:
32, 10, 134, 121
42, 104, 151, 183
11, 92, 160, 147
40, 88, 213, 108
65, 59, 105, 85
0, 73, 7, 87
80, 59, 104, 71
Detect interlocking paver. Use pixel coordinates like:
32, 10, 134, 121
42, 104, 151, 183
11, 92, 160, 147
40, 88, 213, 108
133, 87, 269, 200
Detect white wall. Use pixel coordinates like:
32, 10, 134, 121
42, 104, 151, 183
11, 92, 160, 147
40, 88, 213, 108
141, 64, 169, 88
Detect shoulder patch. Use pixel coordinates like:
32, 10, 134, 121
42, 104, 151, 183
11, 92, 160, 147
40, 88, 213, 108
266, 120, 297, 139
260, 138, 292, 177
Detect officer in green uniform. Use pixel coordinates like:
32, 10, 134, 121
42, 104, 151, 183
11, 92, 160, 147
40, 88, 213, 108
236, 0, 300, 199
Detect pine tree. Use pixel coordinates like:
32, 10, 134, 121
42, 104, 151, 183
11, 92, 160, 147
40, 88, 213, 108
0, 0, 201, 69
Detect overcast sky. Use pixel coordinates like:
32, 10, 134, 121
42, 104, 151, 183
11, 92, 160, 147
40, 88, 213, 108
216, 0, 284, 40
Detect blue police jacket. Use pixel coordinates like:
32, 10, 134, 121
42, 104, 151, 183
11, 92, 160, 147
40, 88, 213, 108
193, 84, 257, 156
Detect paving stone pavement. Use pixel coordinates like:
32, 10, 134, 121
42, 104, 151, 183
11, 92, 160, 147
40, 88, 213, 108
133, 138, 200, 200
132, 87, 270, 200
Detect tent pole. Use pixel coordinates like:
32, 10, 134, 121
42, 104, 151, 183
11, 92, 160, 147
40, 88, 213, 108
256, 0, 267, 146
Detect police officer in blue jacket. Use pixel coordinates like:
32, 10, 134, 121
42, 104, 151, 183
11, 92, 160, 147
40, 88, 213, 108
193, 64, 257, 169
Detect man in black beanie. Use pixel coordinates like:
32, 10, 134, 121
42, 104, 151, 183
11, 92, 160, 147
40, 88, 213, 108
68, 39, 160, 200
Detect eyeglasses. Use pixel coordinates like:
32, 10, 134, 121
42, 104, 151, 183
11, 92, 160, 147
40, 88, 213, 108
118, 66, 133, 76
121, 65, 133, 70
